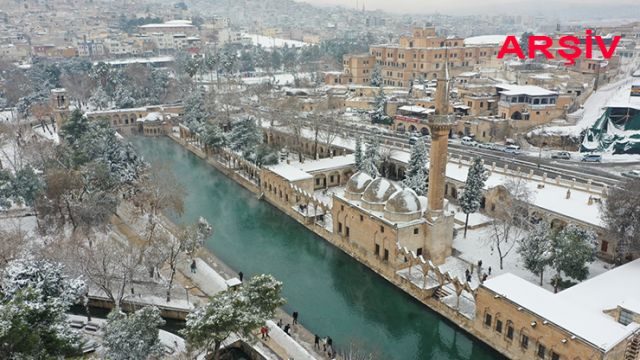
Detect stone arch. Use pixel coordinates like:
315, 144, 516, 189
511, 111, 523, 120
420, 127, 430, 136
408, 124, 417, 132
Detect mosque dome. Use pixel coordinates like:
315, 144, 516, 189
384, 188, 424, 222
361, 178, 398, 209
345, 171, 373, 198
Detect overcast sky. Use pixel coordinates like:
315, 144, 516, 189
295, 0, 640, 17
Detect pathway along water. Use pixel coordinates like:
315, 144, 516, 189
132, 137, 503, 360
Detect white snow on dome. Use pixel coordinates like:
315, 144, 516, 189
362, 178, 398, 204
346, 171, 373, 194
385, 188, 422, 214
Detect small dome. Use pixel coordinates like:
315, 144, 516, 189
385, 188, 423, 214
345, 171, 373, 195
362, 178, 398, 205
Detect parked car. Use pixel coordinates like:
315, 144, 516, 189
581, 154, 603, 162
478, 142, 494, 149
551, 151, 571, 160
504, 145, 521, 154
409, 136, 418, 145
621, 169, 640, 178
461, 136, 477, 147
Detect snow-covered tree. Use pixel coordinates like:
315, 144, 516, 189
601, 178, 640, 258
113, 85, 135, 109
402, 137, 429, 196
228, 115, 262, 157
370, 66, 382, 87
488, 178, 531, 270
182, 87, 210, 134
89, 86, 110, 110
459, 157, 488, 237
103, 306, 165, 360
354, 136, 363, 170
517, 221, 553, 286
371, 87, 391, 125
10, 166, 43, 207
360, 135, 380, 178
202, 123, 227, 152
0, 259, 85, 357
182, 274, 285, 360
549, 224, 596, 292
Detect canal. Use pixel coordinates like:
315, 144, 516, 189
132, 137, 503, 360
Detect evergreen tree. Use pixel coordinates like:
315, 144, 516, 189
518, 221, 553, 286
182, 87, 210, 134
89, 86, 110, 110
228, 115, 262, 157
0, 259, 86, 357
354, 136, 363, 170
370, 66, 382, 87
202, 123, 227, 152
549, 224, 596, 292
402, 137, 429, 196
182, 274, 285, 359
371, 87, 391, 125
103, 306, 165, 360
459, 157, 488, 237
360, 135, 380, 178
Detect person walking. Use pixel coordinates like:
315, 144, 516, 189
292, 311, 298, 325
283, 324, 291, 335
260, 326, 268, 340
238, 271, 243, 282
314, 334, 320, 349
190, 260, 197, 274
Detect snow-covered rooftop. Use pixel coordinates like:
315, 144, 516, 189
445, 162, 603, 227
497, 84, 558, 97
266, 163, 313, 182
463, 35, 507, 46
296, 154, 355, 173
484, 260, 640, 352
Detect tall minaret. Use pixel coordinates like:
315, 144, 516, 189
426, 60, 453, 217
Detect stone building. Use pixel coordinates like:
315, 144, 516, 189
475, 260, 640, 360
325, 27, 502, 88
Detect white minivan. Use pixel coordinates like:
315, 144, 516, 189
461, 136, 477, 146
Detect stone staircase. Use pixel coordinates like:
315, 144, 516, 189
434, 287, 450, 300
625, 331, 640, 360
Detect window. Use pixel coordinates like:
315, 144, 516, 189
346, 226, 350, 238
416, 248, 423, 256
620, 309, 634, 325
383, 249, 389, 261
506, 323, 514, 340
414, 228, 419, 235
601, 240, 609, 252
484, 313, 492, 327
495, 319, 503, 333
521, 334, 529, 349
537, 344, 546, 358
375, 243, 380, 256
341, 205, 344, 211
315, 178, 320, 185
380, 226, 385, 233
338, 222, 343, 233
551, 352, 560, 360
360, 215, 364, 222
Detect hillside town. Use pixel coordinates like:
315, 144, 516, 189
1, 0, 640, 359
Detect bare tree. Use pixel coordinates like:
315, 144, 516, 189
601, 178, 640, 261
132, 162, 186, 244
488, 178, 532, 270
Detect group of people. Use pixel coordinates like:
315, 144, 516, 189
464, 260, 492, 283
314, 334, 335, 358
276, 310, 298, 336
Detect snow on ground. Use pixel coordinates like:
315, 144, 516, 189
313, 186, 345, 208
243, 33, 309, 49
453, 226, 610, 292
242, 73, 311, 86
266, 320, 316, 360
0, 109, 16, 122
33, 124, 60, 143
